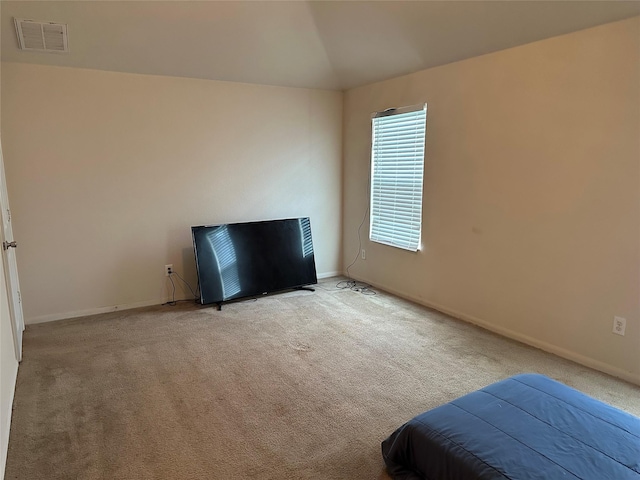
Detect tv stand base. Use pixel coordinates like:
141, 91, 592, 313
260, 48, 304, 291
294, 286, 315, 292
210, 285, 316, 311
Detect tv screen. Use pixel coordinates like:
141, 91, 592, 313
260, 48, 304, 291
192, 218, 317, 306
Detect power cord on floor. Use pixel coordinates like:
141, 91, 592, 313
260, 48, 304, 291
336, 279, 376, 296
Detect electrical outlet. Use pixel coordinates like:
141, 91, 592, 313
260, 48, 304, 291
612, 316, 626, 336
165, 264, 173, 277
361, 249, 366, 260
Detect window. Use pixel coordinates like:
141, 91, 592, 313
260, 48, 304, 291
370, 104, 427, 252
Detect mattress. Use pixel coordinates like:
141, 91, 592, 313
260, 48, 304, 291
381, 374, 640, 480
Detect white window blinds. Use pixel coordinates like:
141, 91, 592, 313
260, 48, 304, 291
370, 104, 427, 252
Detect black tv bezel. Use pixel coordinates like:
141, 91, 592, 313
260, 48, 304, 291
191, 217, 318, 308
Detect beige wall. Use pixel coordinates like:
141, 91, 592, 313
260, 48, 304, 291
343, 17, 640, 382
1, 64, 343, 322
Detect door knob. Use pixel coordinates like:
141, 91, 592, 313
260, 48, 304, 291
2, 241, 17, 250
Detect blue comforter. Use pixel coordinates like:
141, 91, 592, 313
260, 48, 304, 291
382, 374, 640, 479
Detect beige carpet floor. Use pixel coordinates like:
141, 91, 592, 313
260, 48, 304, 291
5, 278, 640, 479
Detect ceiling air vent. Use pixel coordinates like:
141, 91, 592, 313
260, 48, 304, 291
14, 18, 69, 53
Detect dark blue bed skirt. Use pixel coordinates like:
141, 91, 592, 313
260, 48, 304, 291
382, 374, 640, 480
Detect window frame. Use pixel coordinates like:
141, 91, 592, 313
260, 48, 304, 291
369, 103, 427, 252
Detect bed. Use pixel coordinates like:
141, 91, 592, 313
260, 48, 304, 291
381, 373, 640, 480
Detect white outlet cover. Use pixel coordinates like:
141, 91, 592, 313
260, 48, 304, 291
612, 316, 626, 336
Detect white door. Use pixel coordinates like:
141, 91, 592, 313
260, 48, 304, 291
0, 139, 24, 361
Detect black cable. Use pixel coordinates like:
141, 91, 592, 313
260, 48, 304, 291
336, 280, 356, 290
344, 202, 369, 281
337, 140, 376, 297
360, 285, 376, 296
162, 270, 202, 306
162, 274, 177, 306
171, 271, 199, 299
336, 279, 376, 296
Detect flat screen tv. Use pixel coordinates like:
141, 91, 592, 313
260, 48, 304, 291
192, 217, 317, 307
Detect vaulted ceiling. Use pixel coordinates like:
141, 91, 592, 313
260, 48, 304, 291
2, 1, 639, 90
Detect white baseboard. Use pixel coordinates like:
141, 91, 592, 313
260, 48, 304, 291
27, 271, 340, 325
26, 298, 169, 325
349, 274, 640, 387
317, 271, 340, 280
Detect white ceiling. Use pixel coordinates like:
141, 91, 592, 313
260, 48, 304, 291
2, 1, 639, 91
